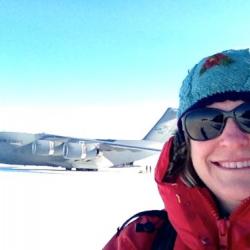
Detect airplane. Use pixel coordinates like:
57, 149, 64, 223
0, 107, 177, 171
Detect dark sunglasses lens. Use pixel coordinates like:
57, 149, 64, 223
185, 109, 224, 141
235, 103, 250, 133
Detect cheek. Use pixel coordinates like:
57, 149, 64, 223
190, 140, 214, 175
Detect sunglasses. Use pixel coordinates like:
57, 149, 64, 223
182, 102, 250, 141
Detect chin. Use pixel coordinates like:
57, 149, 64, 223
216, 187, 250, 207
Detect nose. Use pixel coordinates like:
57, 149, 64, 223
219, 118, 250, 147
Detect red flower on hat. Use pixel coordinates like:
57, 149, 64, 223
200, 53, 234, 75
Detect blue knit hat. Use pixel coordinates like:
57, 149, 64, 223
178, 49, 250, 120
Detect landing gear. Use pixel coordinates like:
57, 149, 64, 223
76, 168, 83, 171
76, 168, 98, 171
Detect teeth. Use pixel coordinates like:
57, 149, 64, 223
220, 161, 250, 169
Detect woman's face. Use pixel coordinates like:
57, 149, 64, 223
190, 100, 250, 212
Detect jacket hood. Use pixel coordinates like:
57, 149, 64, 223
154, 138, 217, 248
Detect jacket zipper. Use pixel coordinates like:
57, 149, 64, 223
217, 219, 230, 250
197, 190, 230, 249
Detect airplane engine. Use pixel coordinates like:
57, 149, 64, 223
85, 144, 99, 159
32, 140, 55, 155
63, 142, 86, 159
53, 144, 64, 156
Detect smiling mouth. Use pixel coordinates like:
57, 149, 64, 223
213, 160, 250, 169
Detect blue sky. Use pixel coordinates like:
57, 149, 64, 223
0, 1, 250, 137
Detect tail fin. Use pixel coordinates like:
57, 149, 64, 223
143, 108, 177, 143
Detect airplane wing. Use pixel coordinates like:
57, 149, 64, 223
32, 134, 163, 168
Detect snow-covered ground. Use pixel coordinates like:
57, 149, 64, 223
0, 165, 163, 250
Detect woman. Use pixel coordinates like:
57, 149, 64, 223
104, 49, 250, 249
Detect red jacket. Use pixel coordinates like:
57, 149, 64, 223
104, 138, 250, 249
